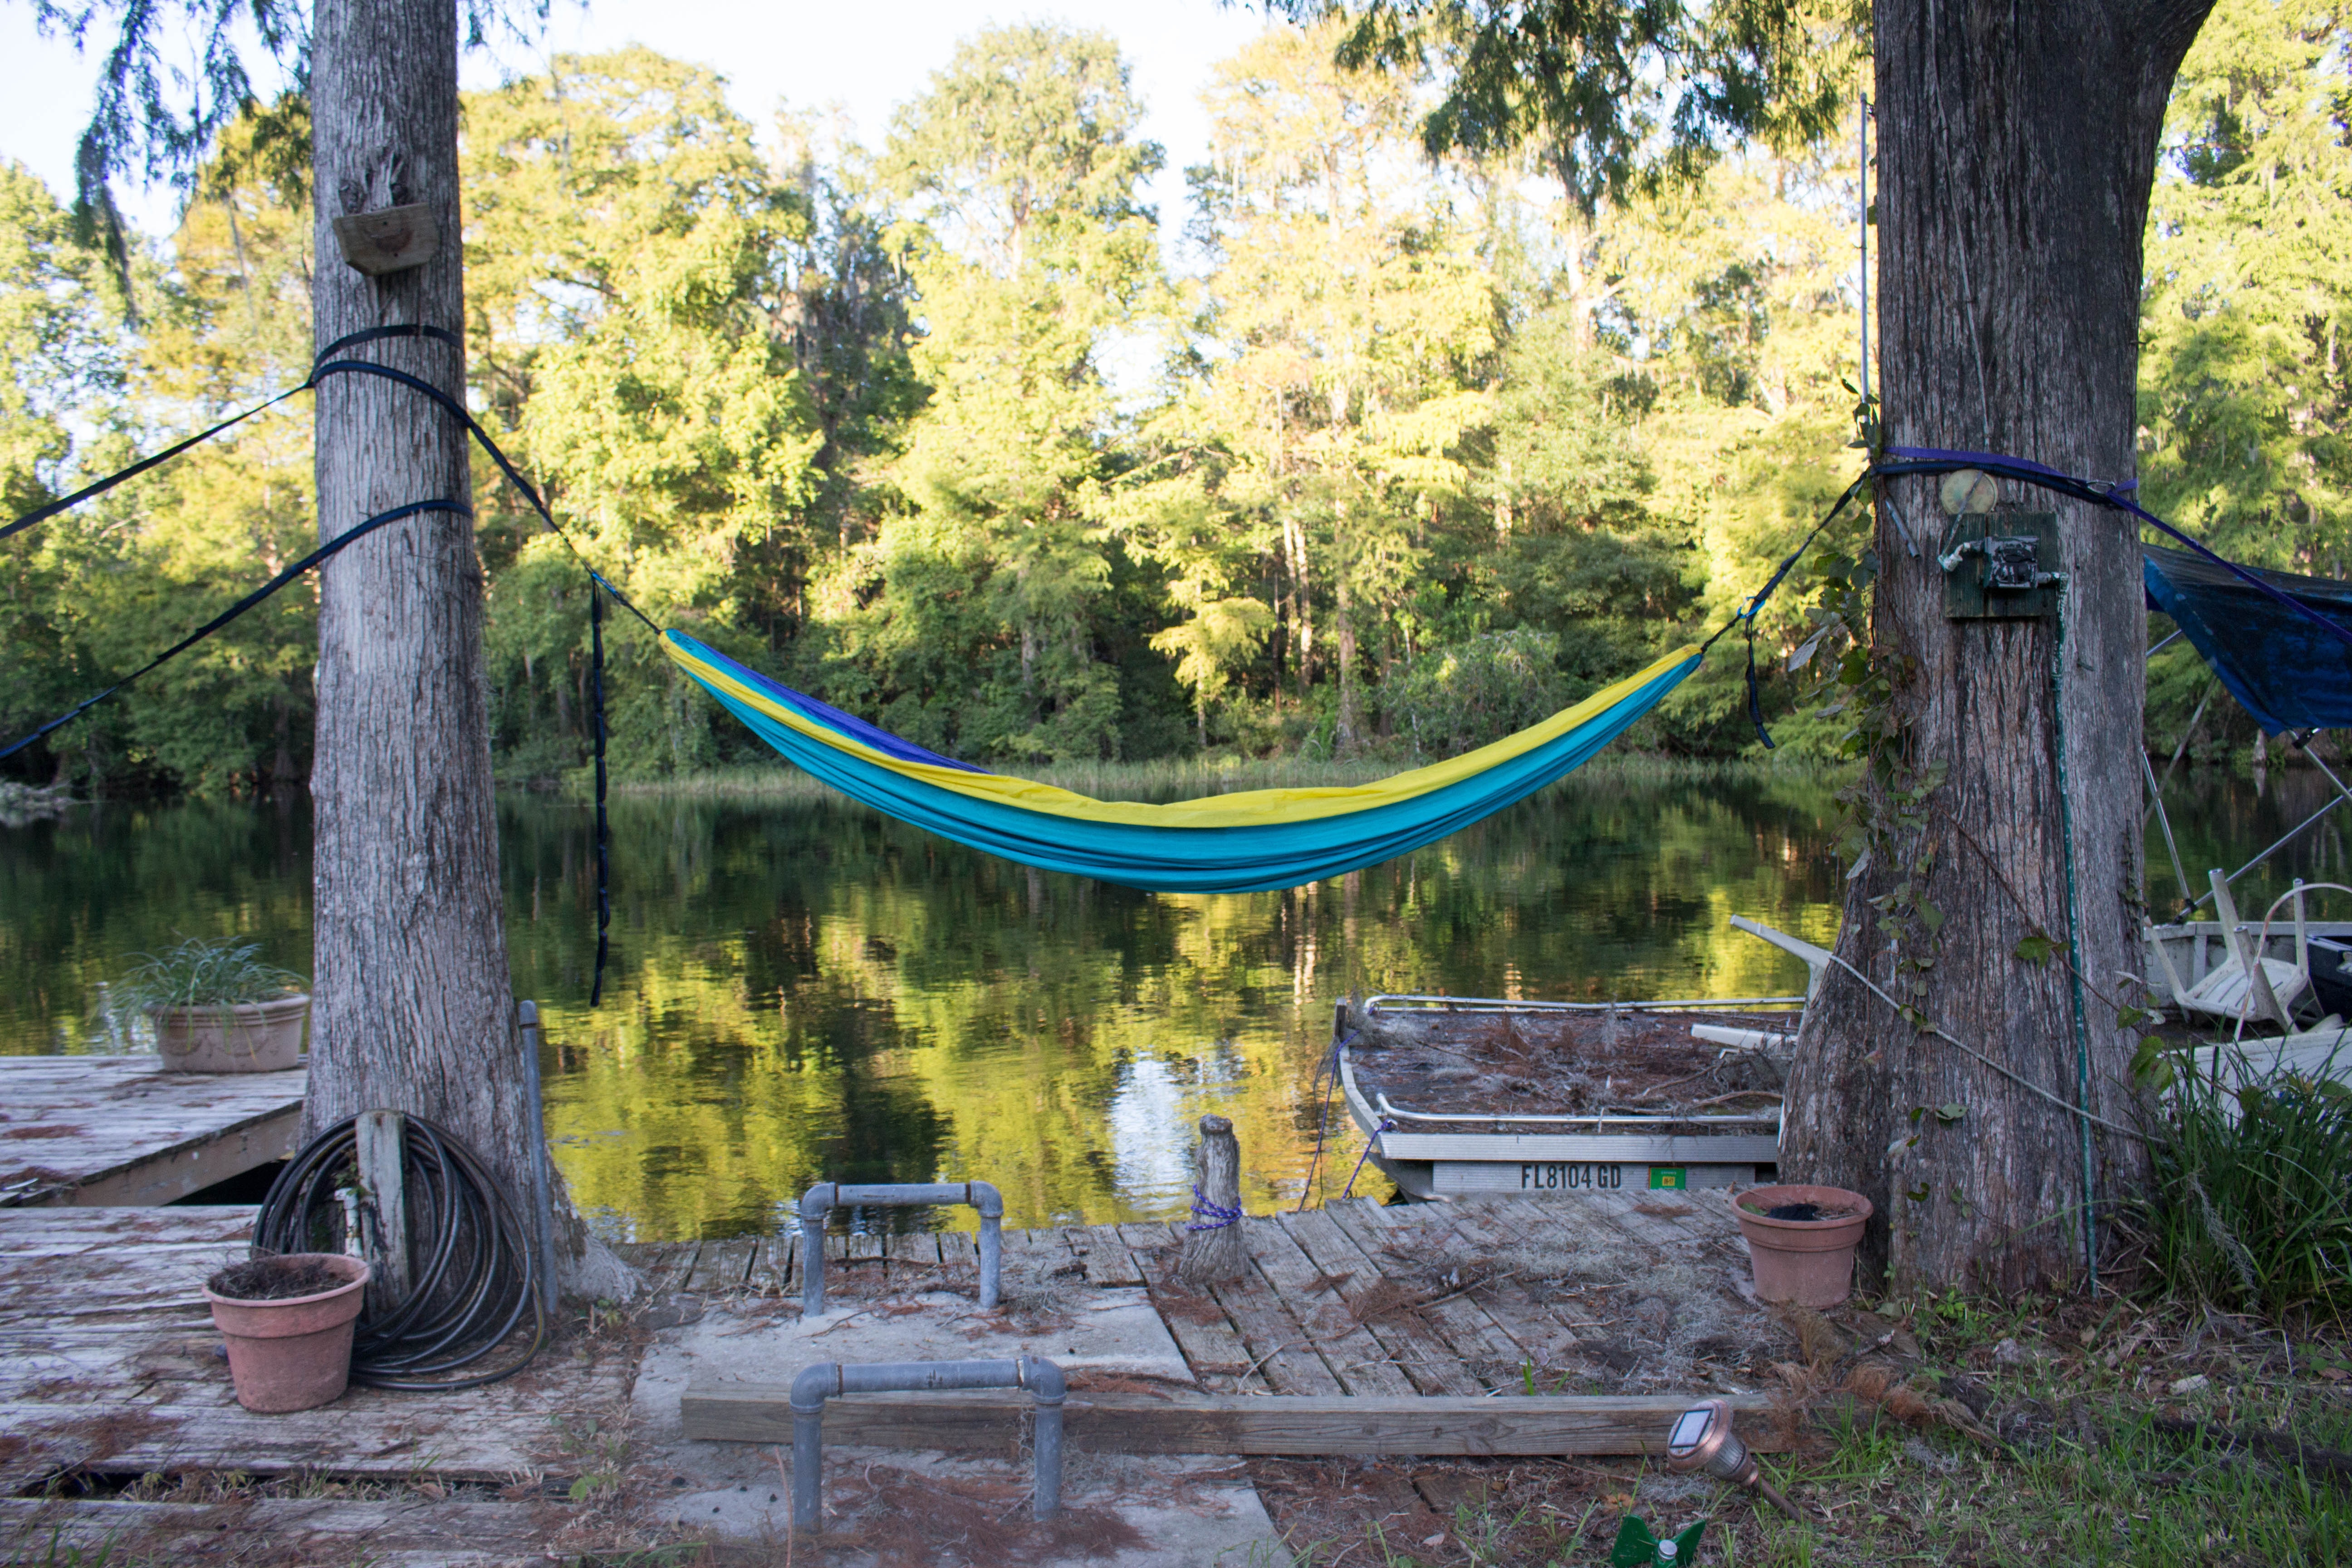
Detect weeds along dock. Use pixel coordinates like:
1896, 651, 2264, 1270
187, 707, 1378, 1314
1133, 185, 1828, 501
1, 1193, 1796, 1561
0, 1056, 305, 1207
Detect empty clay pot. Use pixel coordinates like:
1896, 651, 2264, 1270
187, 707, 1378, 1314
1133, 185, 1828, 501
205, 1254, 370, 1412
1730, 1183, 1873, 1307
151, 994, 309, 1073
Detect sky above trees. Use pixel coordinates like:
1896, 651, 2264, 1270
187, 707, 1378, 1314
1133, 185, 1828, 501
0, 0, 1269, 261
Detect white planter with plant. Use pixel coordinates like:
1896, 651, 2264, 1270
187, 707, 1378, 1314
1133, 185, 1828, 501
120, 939, 309, 1074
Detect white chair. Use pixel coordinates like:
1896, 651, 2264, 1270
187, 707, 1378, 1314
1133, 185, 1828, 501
2164, 872, 2308, 1029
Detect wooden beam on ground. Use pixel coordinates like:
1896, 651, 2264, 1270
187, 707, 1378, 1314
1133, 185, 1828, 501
680, 1386, 1783, 1456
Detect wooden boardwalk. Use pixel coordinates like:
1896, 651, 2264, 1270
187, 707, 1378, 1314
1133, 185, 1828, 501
652, 1191, 1784, 1411
0, 1056, 305, 1207
0, 1192, 1785, 1560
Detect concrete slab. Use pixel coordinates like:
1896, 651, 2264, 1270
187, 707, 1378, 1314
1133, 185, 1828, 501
632, 1285, 1289, 1565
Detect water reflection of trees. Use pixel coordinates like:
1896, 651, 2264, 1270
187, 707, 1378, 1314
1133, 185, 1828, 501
14, 766, 2352, 1236
503, 767, 1851, 1240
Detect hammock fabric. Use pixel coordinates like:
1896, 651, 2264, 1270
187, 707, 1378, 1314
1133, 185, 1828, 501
2142, 544, 2352, 735
663, 631, 1702, 893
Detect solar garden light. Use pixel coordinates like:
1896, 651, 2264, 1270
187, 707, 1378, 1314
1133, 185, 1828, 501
1664, 1398, 1805, 1521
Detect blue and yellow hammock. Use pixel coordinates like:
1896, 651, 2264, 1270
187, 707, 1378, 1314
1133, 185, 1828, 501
662, 631, 1701, 894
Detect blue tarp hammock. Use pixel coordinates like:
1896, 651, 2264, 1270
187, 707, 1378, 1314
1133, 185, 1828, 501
662, 631, 1703, 894
2143, 544, 2352, 735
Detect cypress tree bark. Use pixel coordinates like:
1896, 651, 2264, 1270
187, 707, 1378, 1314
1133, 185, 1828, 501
307, 0, 630, 1300
1781, 0, 2211, 1292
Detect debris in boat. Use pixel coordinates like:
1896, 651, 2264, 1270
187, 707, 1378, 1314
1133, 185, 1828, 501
1352, 1003, 1793, 1119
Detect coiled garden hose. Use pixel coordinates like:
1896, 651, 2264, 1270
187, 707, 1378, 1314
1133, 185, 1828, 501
254, 1112, 545, 1390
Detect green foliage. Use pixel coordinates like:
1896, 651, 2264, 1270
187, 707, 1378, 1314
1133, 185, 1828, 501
1382, 629, 1571, 756
117, 935, 304, 1009
4, 11, 2343, 791
1297, 0, 1862, 213
2141, 0, 2352, 570
2144, 1049, 2352, 1318
0, 159, 137, 782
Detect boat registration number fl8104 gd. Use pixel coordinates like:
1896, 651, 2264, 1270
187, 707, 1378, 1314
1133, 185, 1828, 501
1520, 1162, 1628, 1191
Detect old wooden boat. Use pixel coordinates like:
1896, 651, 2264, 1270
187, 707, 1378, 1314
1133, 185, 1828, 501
1334, 964, 1823, 1202
1335, 916, 1828, 1201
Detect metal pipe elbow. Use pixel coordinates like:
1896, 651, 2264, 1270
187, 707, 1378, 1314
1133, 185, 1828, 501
798, 1182, 838, 1225
791, 1361, 840, 1415
965, 1180, 1004, 1219
1018, 1354, 1065, 1405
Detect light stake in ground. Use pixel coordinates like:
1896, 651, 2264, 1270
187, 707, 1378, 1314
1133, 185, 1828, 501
1664, 1396, 1805, 1521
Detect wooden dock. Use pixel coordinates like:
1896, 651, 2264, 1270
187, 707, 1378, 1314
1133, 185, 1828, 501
0, 1205, 637, 1565
0, 1191, 1794, 1561
673, 1190, 1791, 1452
0, 1055, 305, 1207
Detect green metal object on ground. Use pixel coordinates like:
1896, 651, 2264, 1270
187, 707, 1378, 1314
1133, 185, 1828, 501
1611, 1515, 1706, 1566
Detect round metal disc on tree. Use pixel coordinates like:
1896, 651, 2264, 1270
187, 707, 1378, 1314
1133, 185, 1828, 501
1937, 468, 1999, 517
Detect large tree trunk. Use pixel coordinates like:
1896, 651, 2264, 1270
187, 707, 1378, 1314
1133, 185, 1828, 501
1781, 2, 2210, 1293
308, 0, 632, 1301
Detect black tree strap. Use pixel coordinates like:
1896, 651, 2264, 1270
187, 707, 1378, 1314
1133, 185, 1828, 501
588, 575, 612, 1007
1745, 622, 1777, 750
0, 319, 657, 1005
0, 325, 465, 548
0, 499, 471, 763
0, 384, 312, 545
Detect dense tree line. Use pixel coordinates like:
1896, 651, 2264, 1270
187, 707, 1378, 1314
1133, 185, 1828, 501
0, 3, 2344, 795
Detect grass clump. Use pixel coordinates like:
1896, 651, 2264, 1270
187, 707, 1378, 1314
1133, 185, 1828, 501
2141, 1045, 2352, 1319
1253, 1285, 2352, 1567
115, 936, 304, 1010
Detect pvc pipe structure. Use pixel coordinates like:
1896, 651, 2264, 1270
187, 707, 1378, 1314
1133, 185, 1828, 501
790, 1355, 1063, 1534
799, 1181, 1002, 1315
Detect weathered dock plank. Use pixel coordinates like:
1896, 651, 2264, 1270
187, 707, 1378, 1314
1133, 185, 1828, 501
681, 1386, 1785, 1455
1117, 1220, 1273, 1394
0, 1205, 631, 1497
0, 1495, 553, 1566
681, 1236, 756, 1296
1242, 1212, 1415, 1397
0, 1056, 304, 1207
1283, 1205, 1485, 1396
1063, 1222, 1143, 1286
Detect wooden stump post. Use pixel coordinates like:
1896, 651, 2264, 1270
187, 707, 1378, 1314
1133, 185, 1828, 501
355, 1108, 410, 1310
1177, 1114, 1245, 1285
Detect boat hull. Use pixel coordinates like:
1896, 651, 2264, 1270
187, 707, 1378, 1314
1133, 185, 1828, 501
1338, 1031, 1779, 1202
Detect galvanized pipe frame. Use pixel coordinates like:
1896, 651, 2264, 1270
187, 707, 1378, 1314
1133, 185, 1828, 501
798, 1181, 1003, 1315
789, 1355, 1064, 1533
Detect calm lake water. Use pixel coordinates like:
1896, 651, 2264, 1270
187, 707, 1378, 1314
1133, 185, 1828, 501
1, 761, 2332, 1240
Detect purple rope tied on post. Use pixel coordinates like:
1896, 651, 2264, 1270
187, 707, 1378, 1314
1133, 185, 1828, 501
1186, 1183, 1244, 1232
1341, 1118, 1397, 1200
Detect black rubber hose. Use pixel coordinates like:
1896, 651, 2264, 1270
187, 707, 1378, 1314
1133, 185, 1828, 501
253, 1112, 546, 1391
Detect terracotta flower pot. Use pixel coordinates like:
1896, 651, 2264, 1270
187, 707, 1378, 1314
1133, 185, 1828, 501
150, 994, 309, 1073
205, 1254, 370, 1412
1730, 1184, 1873, 1307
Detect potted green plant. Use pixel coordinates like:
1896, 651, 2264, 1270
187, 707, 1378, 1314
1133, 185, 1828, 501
119, 937, 309, 1073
